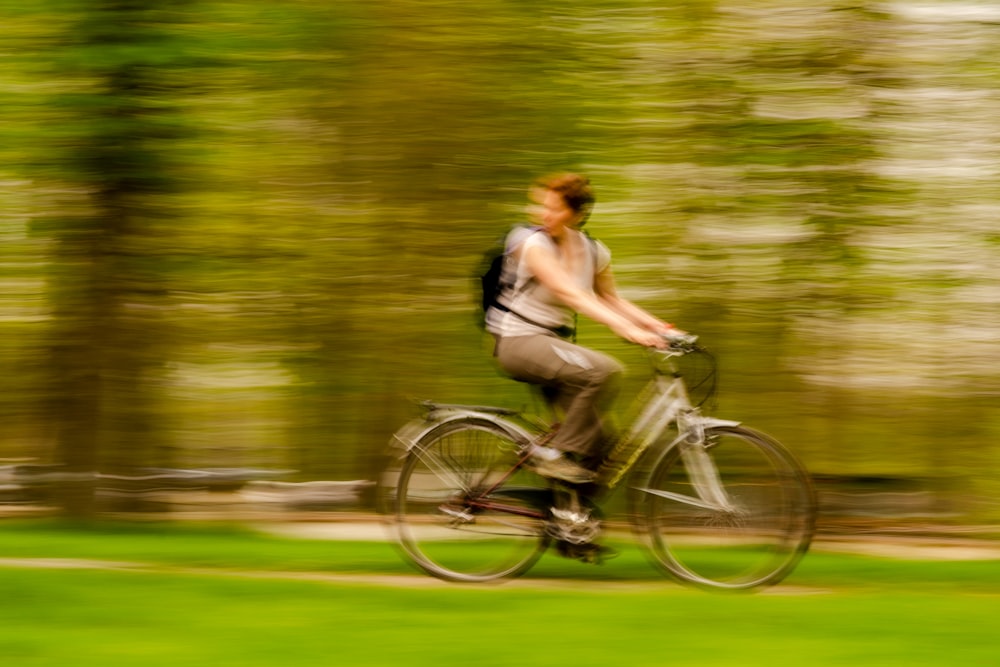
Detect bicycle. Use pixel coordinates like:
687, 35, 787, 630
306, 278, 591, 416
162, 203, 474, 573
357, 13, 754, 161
377, 333, 817, 590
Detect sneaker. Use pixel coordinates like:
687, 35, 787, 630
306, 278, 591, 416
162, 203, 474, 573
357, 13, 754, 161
531, 454, 597, 484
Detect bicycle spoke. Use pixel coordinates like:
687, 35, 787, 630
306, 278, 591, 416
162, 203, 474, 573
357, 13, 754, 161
448, 515, 545, 538
410, 445, 475, 494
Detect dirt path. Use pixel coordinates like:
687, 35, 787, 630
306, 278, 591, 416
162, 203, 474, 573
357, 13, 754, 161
0, 555, 838, 594
257, 521, 1000, 561
3, 520, 997, 594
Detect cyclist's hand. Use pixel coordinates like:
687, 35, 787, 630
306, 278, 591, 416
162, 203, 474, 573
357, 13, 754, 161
619, 324, 668, 348
649, 320, 679, 336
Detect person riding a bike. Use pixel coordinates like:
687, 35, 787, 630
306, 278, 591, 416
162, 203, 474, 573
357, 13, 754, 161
486, 173, 680, 485
385, 190, 814, 582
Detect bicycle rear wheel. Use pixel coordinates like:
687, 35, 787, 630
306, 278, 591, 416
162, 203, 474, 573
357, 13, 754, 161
635, 425, 816, 590
392, 418, 551, 582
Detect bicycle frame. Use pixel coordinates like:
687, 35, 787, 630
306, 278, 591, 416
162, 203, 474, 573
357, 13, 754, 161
599, 350, 739, 498
385, 340, 817, 588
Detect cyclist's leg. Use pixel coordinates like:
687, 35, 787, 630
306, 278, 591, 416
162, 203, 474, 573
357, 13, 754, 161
496, 334, 622, 461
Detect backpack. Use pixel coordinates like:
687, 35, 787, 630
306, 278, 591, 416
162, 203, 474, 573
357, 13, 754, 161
475, 225, 597, 339
476, 225, 538, 330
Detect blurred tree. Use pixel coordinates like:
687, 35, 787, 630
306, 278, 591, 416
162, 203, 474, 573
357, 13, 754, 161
35, 0, 192, 516
649, 4, 909, 465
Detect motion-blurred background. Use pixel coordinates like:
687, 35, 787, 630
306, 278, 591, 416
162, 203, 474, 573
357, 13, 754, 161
2, 1, 997, 528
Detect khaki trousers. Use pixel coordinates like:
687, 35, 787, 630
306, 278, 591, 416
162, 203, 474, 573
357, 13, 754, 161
495, 334, 623, 461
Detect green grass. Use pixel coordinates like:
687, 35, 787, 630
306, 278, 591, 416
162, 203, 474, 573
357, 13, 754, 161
1, 520, 999, 666
0, 519, 400, 574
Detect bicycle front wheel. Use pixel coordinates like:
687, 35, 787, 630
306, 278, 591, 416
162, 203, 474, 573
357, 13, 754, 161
392, 418, 551, 582
635, 425, 816, 590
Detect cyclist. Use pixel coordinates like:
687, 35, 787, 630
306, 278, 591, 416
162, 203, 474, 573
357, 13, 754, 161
486, 173, 678, 486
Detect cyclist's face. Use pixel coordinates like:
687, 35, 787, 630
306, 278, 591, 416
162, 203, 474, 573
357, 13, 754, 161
526, 186, 546, 226
541, 189, 582, 236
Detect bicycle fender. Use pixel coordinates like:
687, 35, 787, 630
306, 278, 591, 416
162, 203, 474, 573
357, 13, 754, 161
388, 410, 535, 453
693, 416, 742, 429
388, 417, 436, 453
387, 405, 475, 452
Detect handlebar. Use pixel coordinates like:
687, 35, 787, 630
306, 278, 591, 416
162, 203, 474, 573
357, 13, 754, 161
662, 330, 699, 352
648, 331, 717, 408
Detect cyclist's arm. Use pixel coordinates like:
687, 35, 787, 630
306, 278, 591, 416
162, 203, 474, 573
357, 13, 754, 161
594, 265, 678, 334
523, 244, 665, 348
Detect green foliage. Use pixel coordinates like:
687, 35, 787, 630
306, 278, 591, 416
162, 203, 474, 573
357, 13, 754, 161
1, 1, 999, 521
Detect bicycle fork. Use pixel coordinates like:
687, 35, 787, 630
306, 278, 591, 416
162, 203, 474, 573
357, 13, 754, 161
678, 440, 734, 512
637, 418, 741, 514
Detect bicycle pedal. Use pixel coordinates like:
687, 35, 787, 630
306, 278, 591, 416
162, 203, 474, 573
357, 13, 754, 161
439, 505, 474, 525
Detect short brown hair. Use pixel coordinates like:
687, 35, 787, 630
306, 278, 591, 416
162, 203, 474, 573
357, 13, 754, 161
536, 172, 595, 216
